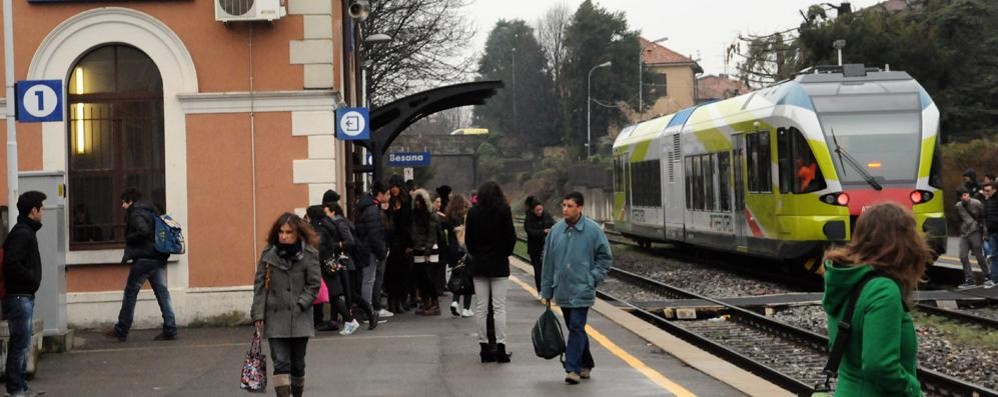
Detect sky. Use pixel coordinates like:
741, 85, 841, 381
462, 0, 883, 77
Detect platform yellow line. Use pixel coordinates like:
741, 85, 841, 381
508, 274, 697, 397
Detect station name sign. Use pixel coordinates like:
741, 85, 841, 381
28, 0, 188, 3
387, 152, 431, 167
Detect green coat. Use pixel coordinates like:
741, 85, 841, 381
539, 216, 613, 308
250, 245, 322, 338
822, 262, 921, 396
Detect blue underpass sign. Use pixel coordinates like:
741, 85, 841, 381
388, 152, 432, 167
16, 80, 63, 123
335, 107, 370, 140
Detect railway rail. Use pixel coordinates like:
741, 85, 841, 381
601, 267, 998, 397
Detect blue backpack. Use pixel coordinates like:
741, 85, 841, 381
143, 209, 185, 255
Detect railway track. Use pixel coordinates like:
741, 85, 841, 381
600, 267, 998, 397
915, 303, 998, 330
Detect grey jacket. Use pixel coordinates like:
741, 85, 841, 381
957, 198, 985, 237
250, 244, 322, 338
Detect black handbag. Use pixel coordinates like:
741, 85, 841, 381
447, 254, 474, 295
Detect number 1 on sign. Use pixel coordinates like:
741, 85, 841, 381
34, 90, 45, 110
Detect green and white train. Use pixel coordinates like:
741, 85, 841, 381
612, 66, 946, 269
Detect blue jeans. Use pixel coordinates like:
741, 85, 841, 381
560, 307, 595, 374
114, 258, 177, 336
3, 295, 34, 394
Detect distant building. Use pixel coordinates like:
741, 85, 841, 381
632, 37, 703, 121
697, 74, 751, 104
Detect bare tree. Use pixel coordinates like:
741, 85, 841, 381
363, 0, 477, 106
535, 2, 571, 86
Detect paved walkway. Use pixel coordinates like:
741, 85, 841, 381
25, 265, 762, 397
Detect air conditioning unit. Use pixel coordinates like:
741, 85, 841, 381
215, 0, 286, 23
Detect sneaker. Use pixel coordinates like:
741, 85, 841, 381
461, 309, 474, 318
102, 328, 126, 342
984, 280, 996, 289
339, 320, 360, 336
564, 372, 581, 385
378, 309, 395, 318
958, 283, 977, 289
579, 368, 591, 379
153, 332, 177, 341
450, 301, 460, 316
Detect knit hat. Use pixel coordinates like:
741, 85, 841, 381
388, 174, 405, 188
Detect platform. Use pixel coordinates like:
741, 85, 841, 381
22, 259, 788, 396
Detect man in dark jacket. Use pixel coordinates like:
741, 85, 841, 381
956, 187, 993, 288
3, 191, 47, 397
105, 188, 177, 341
523, 196, 555, 292
982, 183, 998, 283
355, 181, 391, 318
963, 169, 982, 199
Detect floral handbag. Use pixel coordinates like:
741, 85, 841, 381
239, 327, 267, 392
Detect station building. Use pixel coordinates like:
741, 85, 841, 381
0, 0, 361, 329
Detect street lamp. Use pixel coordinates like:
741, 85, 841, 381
639, 36, 668, 114
587, 61, 612, 157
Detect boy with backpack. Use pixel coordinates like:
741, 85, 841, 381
104, 188, 179, 341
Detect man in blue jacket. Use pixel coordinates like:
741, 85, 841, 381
540, 191, 613, 385
3, 190, 47, 397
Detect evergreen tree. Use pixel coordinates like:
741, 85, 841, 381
561, 0, 661, 157
474, 19, 561, 147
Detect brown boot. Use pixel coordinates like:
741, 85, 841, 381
428, 299, 441, 316
291, 375, 305, 397
273, 374, 291, 397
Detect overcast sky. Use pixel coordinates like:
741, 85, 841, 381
463, 0, 882, 76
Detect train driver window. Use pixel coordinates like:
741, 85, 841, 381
779, 127, 826, 194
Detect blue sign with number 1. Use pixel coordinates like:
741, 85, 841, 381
16, 80, 63, 123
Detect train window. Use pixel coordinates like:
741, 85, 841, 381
693, 156, 703, 210
718, 152, 731, 211
685, 157, 693, 209
747, 131, 772, 193
632, 160, 663, 207
778, 127, 826, 194
704, 155, 715, 211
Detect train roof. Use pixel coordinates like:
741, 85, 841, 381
613, 67, 931, 151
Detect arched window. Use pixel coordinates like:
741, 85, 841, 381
68, 45, 164, 249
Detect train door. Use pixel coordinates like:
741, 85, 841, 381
664, 133, 685, 240
733, 134, 748, 249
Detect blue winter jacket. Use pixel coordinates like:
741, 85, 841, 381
539, 216, 613, 308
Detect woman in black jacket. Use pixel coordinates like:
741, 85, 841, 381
385, 175, 414, 314
465, 181, 516, 363
523, 196, 555, 292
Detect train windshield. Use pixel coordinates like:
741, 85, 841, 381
811, 92, 921, 186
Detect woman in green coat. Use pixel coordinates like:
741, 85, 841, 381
822, 203, 932, 396
251, 213, 322, 397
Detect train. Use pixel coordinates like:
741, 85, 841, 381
611, 65, 946, 271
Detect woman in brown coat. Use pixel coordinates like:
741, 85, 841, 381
251, 213, 322, 397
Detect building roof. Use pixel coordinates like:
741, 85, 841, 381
639, 37, 693, 65
697, 74, 750, 102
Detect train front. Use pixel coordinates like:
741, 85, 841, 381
802, 70, 946, 255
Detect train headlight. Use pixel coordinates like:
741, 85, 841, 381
820, 192, 850, 207
910, 190, 934, 204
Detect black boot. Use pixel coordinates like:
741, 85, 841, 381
290, 375, 304, 397
479, 343, 496, 363
496, 343, 511, 363
363, 300, 379, 330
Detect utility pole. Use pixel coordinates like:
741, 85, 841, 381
4, 0, 19, 226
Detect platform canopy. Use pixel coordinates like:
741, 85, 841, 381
353, 80, 503, 182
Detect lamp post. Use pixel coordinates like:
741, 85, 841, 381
587, 61, 612, 158
638, 36, 668, 115
359, 33, 392, 192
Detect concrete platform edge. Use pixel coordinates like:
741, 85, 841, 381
509, 257, 793, 397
